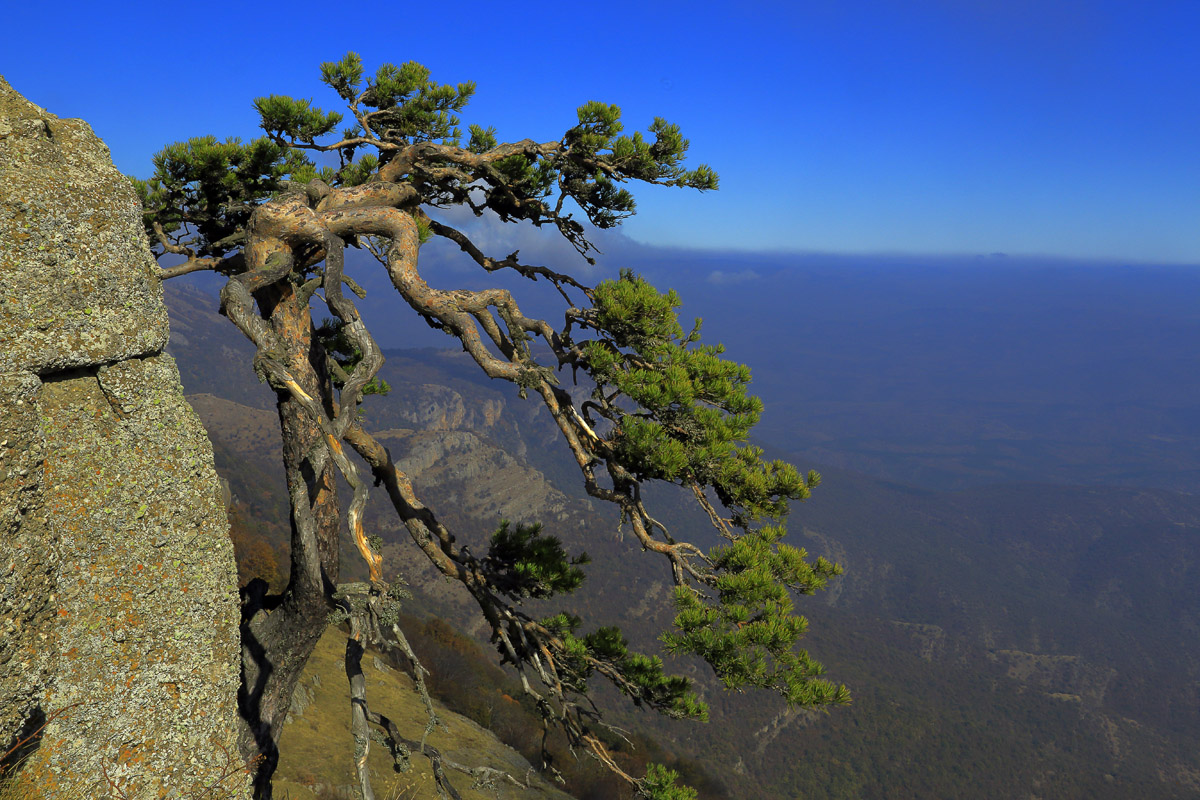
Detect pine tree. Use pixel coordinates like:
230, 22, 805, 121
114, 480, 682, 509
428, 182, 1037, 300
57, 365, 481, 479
135, 53, 848, 798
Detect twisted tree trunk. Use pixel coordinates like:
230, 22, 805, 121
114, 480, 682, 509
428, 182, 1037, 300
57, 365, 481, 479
227, 231, 343, 796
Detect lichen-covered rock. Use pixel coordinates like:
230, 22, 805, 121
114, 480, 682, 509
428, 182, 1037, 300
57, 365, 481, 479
0, 78, 249, 798
0, 372, 55, 751
0, 76, 168, 373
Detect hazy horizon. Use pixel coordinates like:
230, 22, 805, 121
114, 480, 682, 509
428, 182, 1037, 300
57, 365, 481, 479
175, 234, 1200, 496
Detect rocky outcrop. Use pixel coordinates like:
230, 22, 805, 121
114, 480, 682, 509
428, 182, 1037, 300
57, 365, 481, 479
372, 427, 571, 525
0, 78, 248, 797
393, 384, 505, 432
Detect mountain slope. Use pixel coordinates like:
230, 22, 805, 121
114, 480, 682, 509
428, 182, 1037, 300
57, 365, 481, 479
165, 283, 1200, 799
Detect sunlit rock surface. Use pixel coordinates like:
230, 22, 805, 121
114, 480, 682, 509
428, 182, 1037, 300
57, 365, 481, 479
0, 77, 248, 798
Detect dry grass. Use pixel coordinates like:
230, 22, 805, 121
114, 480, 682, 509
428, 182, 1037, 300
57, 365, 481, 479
272, 626, 573, 800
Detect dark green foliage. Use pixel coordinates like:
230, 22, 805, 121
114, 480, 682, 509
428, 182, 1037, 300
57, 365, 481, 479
306, 54, 477, 145
131, 135, 307, 260
663, 526, 849, 706
481, 522, 706, 720
576, 270, 848, 710
638, 764, 698, 800
539, 612, 582, 637
491, 152, 558, 205
557, 103, 717, 231
138, 52, 721, 270
367, 62, 471, 119
253, 94, 343, 145
465, 123, 498, 153
334, 153, 378, 187
246, 53, 716, 255
582, 271, 818, 524
318, 52, 365, 101
557, 626, 707, 721
484, 520, 588, 600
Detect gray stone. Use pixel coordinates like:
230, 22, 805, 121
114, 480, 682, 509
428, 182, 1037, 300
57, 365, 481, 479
0, 76, 168, 374
0, 79, 248, 798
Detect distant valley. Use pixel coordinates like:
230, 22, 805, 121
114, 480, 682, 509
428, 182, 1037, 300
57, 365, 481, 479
164, 252, 1200, 799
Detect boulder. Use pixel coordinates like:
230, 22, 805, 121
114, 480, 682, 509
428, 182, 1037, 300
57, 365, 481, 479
0, 77, 249, 798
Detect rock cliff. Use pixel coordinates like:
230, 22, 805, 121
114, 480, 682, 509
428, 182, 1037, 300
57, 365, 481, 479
0, 78, 248, 797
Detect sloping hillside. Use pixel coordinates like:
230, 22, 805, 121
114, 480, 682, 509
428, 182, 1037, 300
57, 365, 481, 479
272, 626, 576, 800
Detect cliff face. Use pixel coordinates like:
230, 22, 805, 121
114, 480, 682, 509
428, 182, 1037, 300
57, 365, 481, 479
0, 79, 248, 797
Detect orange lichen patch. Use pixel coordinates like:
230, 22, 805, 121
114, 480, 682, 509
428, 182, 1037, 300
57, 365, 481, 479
163, 681, 181, 698
116, 743, 145, 765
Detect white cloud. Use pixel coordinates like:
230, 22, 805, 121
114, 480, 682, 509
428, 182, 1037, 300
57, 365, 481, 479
707, 269, 761, 285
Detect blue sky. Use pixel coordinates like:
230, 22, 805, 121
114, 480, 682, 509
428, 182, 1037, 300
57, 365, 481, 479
5, 0, 1198, 262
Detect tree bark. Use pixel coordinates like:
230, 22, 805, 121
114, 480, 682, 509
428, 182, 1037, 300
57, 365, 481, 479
235, 278, 342, 797
345, 624, 376, 800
